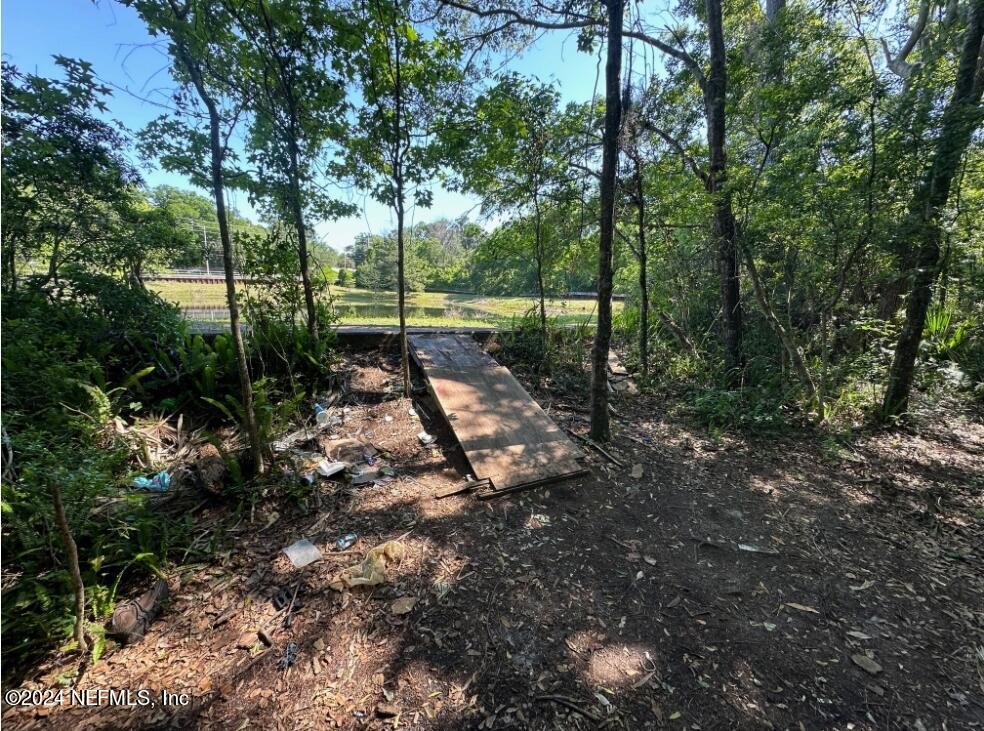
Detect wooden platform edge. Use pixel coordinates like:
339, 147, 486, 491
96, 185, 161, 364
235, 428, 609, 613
475, 468, 589, 500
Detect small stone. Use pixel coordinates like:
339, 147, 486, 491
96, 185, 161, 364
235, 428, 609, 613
851, 654, 883, 675
313, 637, 326, 651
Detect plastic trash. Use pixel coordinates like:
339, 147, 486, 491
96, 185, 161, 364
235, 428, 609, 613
334, 532, 358, 550
314, 404, 330, 427
278, 641, 299, 669
283, 538, 322, 568
316, 460, 347, 478
418, 431, 436, 445
300, 471, 316, 486
131, 470, 171, 493
351, 469, 381, 486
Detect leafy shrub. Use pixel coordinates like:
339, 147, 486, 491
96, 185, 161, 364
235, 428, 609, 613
1, 274, 191, 676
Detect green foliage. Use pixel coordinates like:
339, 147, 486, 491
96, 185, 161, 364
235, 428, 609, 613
496, 309, 593, 393
1, 275, 193, 674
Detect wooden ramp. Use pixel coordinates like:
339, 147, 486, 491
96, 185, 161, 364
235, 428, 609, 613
409, 334, 586, 493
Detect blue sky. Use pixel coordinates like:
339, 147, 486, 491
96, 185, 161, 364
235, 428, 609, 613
2, 0, 618, 252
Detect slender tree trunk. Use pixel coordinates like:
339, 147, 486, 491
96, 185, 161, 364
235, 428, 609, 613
883, 0, 984, 419
533, 195, 548, 344
47, 237, 61, 285
589, 0, 624, 442
634, 158, 649, 381
288, 138, 320, 349
50, 482, 87, 653
5, 241, 16, 291
705, 0, 744, 384
393, 32, 411, 398
178, 38, 265, 474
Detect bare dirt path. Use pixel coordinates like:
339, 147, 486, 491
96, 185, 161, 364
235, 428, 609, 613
5, 352, 982, 730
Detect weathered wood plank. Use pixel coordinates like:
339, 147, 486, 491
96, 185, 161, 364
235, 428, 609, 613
410, 334, 585, 490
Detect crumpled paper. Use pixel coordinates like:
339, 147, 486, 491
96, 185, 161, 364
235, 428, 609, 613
329, 540, 405, 590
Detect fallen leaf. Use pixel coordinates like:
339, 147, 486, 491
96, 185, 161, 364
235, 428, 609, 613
850, 580, 875, 591
669, 711, 682, 720
391, 596, 417, 615
785, 602, 820, 614
851, 654, 883, 675
846, 630, 872, 640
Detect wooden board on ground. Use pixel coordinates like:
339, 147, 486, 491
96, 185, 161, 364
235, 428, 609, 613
410, 334, 585, 492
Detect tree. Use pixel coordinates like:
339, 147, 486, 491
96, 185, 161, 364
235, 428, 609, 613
225, 0, 354, 349
345, 0, 464, 396
1, 58, 140, 289
619, 84, 652, 381
454, 75, 572, 341
130, 0, 265, 473
882, 0, 984, 418
585, 0, 625, 441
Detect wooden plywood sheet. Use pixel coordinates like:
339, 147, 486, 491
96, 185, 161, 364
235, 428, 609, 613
410, 334, 584, 490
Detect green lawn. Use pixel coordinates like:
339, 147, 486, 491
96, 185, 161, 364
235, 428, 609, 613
149, 281, 617, 328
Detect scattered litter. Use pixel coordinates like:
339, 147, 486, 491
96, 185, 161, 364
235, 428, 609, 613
384, 415, 394, 423
390, 596, 417, 615
316, 460, 347, 478
131, 470, 171, 492
330, 540, 406, 590
351, 469, 382, 486
630, 464, 644, 479
314, 404, 331, 427
408, 407, 420, 420
300, 471, 316, 486
738, 543, 780, 555
109, 579, 169, 644
334, 533, 358, 550
851, 653, 883, 675
278, 642, 300, 669
272, 426, 315, 452
283, 538, 322, 568
418, 431, 436, 445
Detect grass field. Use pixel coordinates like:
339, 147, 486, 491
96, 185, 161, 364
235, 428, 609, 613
149, 281, 617, 328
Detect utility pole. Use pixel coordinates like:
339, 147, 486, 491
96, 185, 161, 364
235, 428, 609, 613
202, 225, 211, 276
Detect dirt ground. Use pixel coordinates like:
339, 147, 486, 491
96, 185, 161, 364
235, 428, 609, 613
4, 349, 983, 730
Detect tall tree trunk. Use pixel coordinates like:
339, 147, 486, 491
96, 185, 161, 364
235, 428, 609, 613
634, 158, 649, 381
705, 0, 744, 384
533, 194, 548, 344
589, 0, 624, 442
288, 138, 320, 349
5, 240, 16, 292
394, 31, 411, 398
178, 39, 265, 474
882, 0, 984, 418
50, 482, 87, 653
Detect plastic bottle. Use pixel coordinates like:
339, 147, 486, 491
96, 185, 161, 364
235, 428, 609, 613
314, 403, 330, 427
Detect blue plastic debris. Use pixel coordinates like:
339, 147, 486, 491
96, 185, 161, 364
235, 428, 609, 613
131, 470, 171, 492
